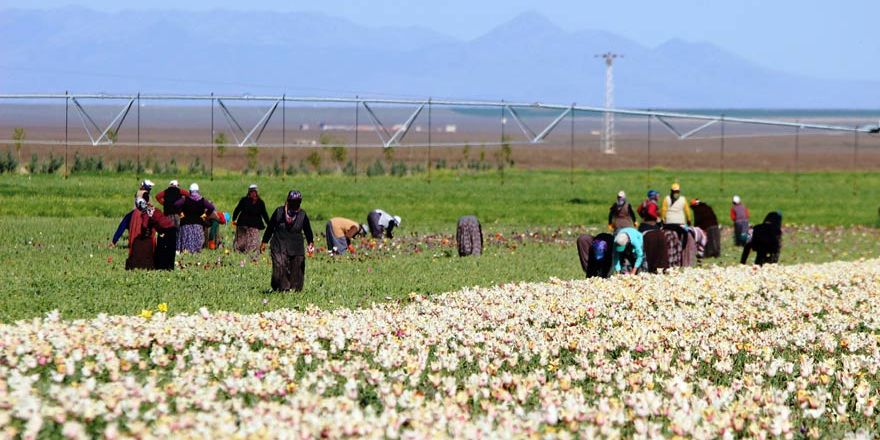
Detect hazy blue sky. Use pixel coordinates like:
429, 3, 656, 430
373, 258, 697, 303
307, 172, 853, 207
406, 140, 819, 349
5, 0, 878, 81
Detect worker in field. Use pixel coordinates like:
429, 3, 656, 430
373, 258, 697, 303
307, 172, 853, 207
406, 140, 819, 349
608, 191, 637, 231
111, 179, 157, 248
174, 183, 216, 253
637, 190, 661, 232
661, 182, 692, 248
125, 198, 174, 270
741, 211, 782, 265
135, 179, 154, 206
690, 198, 721, 258
261, 190, 315, 292
326, 217, 368, 255
731, 195, 751, 246
155, 180, 188, 227
611, 227, 644, 275
366, 209, 401, 239
232, 184, 271, 253
576, 233, 613, 278
456, 215, 483, 257
204, 210, 229, 250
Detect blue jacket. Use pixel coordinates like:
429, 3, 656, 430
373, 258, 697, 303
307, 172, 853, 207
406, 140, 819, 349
612, 227, 644, 273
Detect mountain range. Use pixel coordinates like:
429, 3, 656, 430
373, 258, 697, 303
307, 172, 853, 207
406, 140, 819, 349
1, 7, 878, 108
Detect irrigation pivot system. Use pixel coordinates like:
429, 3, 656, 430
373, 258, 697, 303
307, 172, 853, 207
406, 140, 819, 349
0, 93, 876, 150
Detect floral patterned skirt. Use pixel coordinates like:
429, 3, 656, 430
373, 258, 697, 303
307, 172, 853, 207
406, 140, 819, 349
178, 224, 205, 253
234, 226, 261, 253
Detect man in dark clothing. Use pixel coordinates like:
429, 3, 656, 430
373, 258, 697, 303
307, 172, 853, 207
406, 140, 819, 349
690, 198, 721, 258
261, 190, 315, 292
608, 191, 636, 231
741, 211, 783, 266
232, 184, 271, 253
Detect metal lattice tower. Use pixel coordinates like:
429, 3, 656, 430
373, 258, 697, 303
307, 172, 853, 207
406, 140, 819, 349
595, 52, 622, 154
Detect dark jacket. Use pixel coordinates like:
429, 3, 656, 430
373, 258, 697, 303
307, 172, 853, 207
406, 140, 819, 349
176, 197, 215, 226
262, 207, 314, 256
741, 212, 782, 265
156, 186, 187, 215
691, 202, 719, 230
233, 197, 270, 230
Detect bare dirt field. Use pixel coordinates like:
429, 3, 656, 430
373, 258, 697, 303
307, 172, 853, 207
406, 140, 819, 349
1, 104, 878, 172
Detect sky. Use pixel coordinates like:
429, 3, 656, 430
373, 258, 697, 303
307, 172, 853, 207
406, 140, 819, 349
4, 0, 879, 81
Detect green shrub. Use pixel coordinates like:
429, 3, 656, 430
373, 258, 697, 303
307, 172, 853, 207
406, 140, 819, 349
366, 159, 385, 177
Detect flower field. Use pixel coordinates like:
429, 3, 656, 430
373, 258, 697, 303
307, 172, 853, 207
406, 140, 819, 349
3, 260, 880, 438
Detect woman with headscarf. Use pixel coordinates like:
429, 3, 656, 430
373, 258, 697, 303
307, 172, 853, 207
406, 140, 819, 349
730, 195, 751, 247
125, 198, 174, 270
661, 182, 692, 251
608, 190, 636, 231
174, 183, 215, 253
261, 190, 315, 292
232, 184, 270, 253
741, 211, 783, 266
637, 190, 661, 232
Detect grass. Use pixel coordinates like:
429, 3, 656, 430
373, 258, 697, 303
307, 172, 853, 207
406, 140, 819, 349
1, 169, 878, 322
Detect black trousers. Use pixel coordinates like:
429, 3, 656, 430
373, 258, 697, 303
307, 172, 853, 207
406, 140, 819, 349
271, 251, 306, 292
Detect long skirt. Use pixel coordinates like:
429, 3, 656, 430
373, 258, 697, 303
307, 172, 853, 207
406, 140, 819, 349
663, 230, 683, 267
178, 224, 205, 253
234, 225, 262, 253
271, 250, 305, 292
126, 236, 155, 270
703, 225, 722, 258
155, 228, 177, 270
456, 216, 483, 257
642, 229, 669, 273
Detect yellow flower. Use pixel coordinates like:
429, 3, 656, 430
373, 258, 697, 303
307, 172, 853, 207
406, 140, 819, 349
140, 309, 153, 319
157, 303, 168, 313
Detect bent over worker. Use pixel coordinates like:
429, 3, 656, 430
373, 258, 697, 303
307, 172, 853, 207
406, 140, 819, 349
612, 227, 644, 275
326, 217, 367, 255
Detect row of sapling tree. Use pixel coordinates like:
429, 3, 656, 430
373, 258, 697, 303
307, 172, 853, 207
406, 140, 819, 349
1, 127, 515, 176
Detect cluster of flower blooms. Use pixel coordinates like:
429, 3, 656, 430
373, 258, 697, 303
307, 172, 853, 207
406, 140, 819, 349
2, 260, 879, 438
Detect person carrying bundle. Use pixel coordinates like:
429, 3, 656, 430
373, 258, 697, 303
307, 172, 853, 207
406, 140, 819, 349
741, 211, 783, 266
637, 190, 661, 232
576, 233, 613, 278
608, 191, 637, 231
730, 195, 751, 247
326, 217, 367, 255
690, 198, 721, 258
261, 190, 315, 292
367, 209, 401, 239
612, 227, 644, 275
456, 215, 483, 257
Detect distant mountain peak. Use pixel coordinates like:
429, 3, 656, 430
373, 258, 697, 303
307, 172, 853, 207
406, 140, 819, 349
485, 10, 565, 37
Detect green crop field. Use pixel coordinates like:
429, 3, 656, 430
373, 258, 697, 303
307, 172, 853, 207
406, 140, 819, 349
1, 169, 878, 322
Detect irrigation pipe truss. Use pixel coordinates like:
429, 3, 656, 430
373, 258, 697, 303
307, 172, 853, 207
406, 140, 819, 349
1, 93, 877, 148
